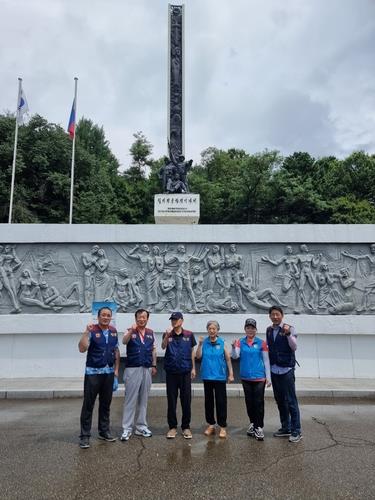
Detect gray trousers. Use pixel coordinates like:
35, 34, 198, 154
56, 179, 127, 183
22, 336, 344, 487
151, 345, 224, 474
122, 367, 152, 432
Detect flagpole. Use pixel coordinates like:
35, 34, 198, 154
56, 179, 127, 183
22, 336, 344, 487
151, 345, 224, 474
69, 77, 78, 224
8, 78, 22, 224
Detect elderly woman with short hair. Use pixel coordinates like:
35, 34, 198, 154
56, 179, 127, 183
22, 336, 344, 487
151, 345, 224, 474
196, 320, 234, 438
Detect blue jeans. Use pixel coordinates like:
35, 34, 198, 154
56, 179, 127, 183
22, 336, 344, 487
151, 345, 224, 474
271, 369, 301, 434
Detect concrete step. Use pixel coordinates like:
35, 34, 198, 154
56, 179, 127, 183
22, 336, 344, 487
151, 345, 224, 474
1, 377, 375, 399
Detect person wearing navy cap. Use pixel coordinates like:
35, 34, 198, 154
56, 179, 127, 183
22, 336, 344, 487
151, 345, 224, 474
161, 312, 196, 439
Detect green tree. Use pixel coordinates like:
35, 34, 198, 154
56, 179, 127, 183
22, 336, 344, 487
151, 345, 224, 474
129, 131, 153, 170
73, 118, 121, 223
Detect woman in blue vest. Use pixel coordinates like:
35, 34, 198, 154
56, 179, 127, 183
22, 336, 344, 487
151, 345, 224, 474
196, 320, 234, 438
231, 318, 271, 441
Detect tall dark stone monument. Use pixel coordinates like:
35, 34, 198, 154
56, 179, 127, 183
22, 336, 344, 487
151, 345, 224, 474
155, 4, 199, 223
168, 4, 184, 162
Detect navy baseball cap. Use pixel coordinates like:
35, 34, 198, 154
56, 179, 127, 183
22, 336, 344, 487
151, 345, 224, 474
245, 318, 257, 328
169, 312, 183, 320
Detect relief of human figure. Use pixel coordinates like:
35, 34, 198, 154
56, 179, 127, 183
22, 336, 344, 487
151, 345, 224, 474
18, 269, 51, 309
0, 245, 22, 313
81, 245, 100, 311
261, 245, 300, 294
316, 262, 339, 310
191, 265, 210, 310
328, 267, 356, 314
39, 280, 84, 312
127, 244, 160, 307
164, 244, 210, 312
205, 290, 240, 313
94, 248, 112, 301
235, 272, 287, 311
295, 244, 321, 311
155, 269, 176, 312
108, 268, 142, 312
342, 244, 375, 278
204, 245, 226, 293
148, 245, 166, 306
223, 244, 243, 292
358, 280, 375, 312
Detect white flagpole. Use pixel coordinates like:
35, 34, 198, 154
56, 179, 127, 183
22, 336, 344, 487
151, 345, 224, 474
8, 78, 22, 224
69, 77, 78, 224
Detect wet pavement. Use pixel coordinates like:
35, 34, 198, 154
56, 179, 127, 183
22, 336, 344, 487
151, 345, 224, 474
1, 397, 375, 500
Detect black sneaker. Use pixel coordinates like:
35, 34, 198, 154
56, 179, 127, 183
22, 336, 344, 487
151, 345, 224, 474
273, 428, 291, 437
79, 436, 90, 449
98, 432, 117, 442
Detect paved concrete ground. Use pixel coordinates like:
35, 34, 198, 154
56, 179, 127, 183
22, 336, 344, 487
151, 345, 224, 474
1, 397, 375, 500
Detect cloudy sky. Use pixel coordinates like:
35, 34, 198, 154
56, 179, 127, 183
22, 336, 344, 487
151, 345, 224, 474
1, 0, 375, 169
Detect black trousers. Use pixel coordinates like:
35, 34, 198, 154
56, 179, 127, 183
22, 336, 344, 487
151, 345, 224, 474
271, 370, 301, 433
80, 373, 114, 438
166, 371, 191, 430
203, 380, 227, 428
242, 380, 266, 429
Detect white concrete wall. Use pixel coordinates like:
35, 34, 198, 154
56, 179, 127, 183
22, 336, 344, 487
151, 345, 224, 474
1, 223, 375, 378
1, 308, 374, 379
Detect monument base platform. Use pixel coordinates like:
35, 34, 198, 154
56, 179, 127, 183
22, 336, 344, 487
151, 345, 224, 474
154, 193, 200, 224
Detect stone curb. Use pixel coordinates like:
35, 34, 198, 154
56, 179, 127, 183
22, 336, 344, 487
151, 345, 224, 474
1, 385, 375, 400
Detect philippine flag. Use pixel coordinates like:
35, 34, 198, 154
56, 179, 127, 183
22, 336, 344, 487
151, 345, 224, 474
17, 89, 29, 124
67, 99, 76, 138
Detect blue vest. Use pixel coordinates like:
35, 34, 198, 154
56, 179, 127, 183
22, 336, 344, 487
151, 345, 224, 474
164, 329, 195, 373
200, 337, 227, 381
126, 328, 155, 368
266, 326, 295, 368
86, 325, 118, 369
239, 336, 266, 380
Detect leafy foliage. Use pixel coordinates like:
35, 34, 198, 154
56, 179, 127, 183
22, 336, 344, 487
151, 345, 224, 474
1, 112, 374, 224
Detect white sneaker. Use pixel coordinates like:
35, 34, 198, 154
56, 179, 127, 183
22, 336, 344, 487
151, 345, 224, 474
289, 432, 303, 443
254, 427, 264, 441
120, 430, 132, 441
135, 428, 152, 437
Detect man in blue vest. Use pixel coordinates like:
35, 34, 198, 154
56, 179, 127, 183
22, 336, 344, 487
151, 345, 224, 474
78, 306, 120, 449
266, 306, 302, 443
120, 309, 157, 441
162, 311, 196, 439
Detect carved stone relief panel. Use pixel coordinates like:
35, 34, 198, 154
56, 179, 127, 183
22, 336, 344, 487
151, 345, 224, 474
1, 242, 375, 315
